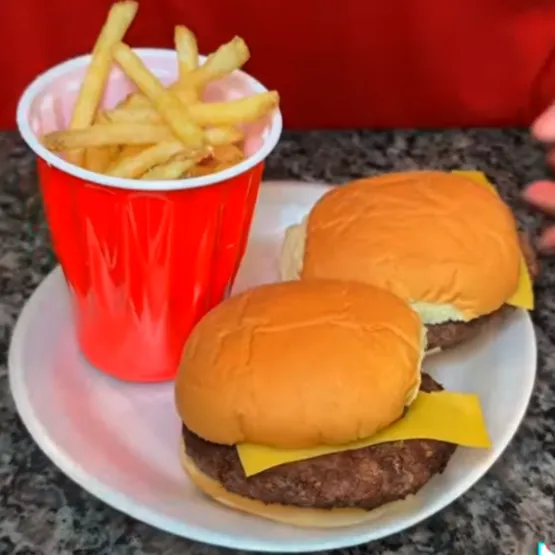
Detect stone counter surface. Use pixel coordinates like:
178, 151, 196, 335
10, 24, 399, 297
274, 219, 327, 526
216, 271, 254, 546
0, 129, 553, 555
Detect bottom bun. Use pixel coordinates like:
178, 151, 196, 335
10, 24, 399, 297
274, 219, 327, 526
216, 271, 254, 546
181, 441, 420, 528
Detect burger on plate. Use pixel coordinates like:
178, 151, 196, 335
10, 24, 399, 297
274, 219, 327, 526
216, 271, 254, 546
175, 280, 476, 527
280, 171, 537, 352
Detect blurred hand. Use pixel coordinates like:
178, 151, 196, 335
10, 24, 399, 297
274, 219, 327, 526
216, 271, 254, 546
523, 105, 555, 252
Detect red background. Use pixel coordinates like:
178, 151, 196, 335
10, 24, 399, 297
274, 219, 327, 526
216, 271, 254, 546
3, 0, 555, 130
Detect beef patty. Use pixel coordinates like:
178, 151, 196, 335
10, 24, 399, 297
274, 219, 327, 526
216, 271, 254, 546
426, 232, 538, 351
182, 374, 456, 510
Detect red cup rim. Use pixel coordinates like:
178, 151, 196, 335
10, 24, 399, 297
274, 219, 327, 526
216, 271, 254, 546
16, 48, 283, 192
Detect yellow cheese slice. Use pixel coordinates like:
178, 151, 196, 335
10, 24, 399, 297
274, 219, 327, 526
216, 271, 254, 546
452, 170, 534, 310
237, 390, 491, 477
452, 170, 492, 186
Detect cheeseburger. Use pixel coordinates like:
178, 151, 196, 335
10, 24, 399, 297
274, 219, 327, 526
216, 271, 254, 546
280, 171, 538, 351
176, 280, 460, 527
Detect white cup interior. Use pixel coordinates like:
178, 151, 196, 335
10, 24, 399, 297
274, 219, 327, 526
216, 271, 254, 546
17, 49, 283, 192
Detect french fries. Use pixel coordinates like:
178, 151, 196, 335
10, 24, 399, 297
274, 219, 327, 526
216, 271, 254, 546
187, 158, 237, 177
184, 144, 245, 177
107, 92, 280, 127
107, 34, 251, 113
106, 106, 162, 124
118, 144, 152, 159
174, 26, 200, 104
107, 141, 199, 178
40, 2, 279, 180
84, 112, 120, 172
44, 123, 244, 151
175, 26, 199, 78
187, 92, 279, 126
43, 124, 174, 150
187, 36, 250, 88
68, 1, 138, 165
112, 43, 204, 148
142, 159, 199, 180
211, 144, 245, 164
204, 126, 244, 146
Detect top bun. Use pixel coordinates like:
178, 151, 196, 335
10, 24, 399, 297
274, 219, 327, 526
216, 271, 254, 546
175, 280, 424, 449
283, 171, 521, 324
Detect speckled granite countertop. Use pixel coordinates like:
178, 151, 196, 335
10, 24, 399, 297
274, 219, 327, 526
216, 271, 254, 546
0, 129, 554, 555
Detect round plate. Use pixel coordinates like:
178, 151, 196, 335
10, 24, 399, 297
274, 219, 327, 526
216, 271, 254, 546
9, 181, 537, 552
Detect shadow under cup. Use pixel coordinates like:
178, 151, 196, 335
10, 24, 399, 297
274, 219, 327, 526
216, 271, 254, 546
17, 49, 283, 382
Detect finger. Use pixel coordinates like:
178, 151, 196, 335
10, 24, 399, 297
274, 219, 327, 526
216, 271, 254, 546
522, 180, 555, 214
532, 103, 555, 141
537, 226, 555, 252
518, 231, 540, 279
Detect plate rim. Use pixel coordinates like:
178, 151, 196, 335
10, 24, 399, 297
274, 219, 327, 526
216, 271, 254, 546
8, 180, 538, 552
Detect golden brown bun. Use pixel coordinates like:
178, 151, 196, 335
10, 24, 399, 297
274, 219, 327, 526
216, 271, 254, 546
302, 171, 521, 321
180, 442, 418, 528
176, 280, 424, 449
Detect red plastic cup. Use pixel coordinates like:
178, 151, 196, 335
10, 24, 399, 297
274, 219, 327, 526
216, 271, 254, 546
17, 49, 282, 382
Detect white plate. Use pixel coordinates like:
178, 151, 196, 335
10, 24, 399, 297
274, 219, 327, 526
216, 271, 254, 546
9, 181, 537, 552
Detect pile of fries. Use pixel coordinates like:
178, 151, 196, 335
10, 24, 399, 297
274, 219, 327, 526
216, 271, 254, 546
41, 1, 280, 180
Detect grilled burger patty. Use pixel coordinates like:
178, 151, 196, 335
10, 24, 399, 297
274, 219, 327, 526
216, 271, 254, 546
426, 304, 510, 351
182, 374, 456, 510
426, 232, 537, 351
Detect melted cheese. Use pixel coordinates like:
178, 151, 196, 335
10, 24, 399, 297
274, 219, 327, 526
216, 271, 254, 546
237, 390, 491, 477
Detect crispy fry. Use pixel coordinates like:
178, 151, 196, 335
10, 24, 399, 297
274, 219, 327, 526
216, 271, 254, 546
106, 140, 195, 178
84, 112, 120, 172
204, 126, 244, 146
175, 25, 199, 77
117, 92, 147, 109
112, 42, 204, 147
186, 159, 236, 177
118, 83, 198, 110
68, 1, 138, 165
173, 87, 200, 105
84, 145, 115, 172
174, 26, 200, 103
107, 144, 151, 170
107, 106, 161, 124
141, 159, 197, 180
107, 91, 279, 126
184, 143, 245, 178
189, 92, 279, 125
43, 124, 174, 151
211, 144, 245, 164
186, 164, 216, 177
118, 144, 152, 158
123, 145, 150, 156
44, 123, 243, 151
188, 36, 250, 86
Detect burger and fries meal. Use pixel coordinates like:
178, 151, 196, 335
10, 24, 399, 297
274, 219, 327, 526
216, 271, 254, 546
40, 0, 280, 180
37, 1, 535, 532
